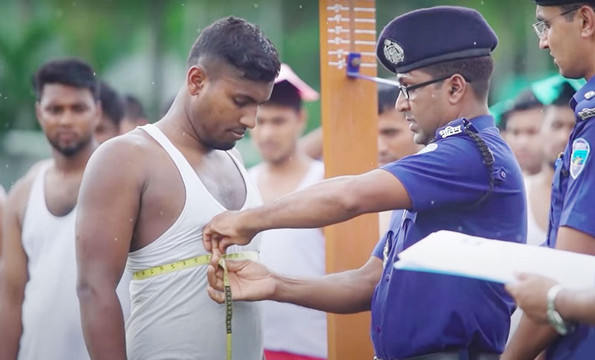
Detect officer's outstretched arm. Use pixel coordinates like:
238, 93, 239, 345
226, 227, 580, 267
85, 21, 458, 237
207, 256, 383, 314
203, 168, 411, 252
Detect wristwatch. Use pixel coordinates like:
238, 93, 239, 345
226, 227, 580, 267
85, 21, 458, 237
546, 284, 574, 335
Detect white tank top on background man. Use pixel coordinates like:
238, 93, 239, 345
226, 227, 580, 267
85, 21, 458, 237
249, 161, 327, 359
19, 164, 131, 360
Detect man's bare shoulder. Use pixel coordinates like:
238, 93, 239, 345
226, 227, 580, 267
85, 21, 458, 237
89, 128, 158, 168
5, 159, 51, 223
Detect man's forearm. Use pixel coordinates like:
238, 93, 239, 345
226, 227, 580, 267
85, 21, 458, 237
502, 314, 558, 360
558, 287, 595, 325
272, 264, 380, 314
79, 289, 126, 360
0, 301, 23, 360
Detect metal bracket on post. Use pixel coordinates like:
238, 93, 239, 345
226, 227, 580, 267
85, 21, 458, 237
346, 52, 400, 88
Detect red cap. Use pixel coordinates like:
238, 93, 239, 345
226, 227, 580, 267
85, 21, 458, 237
275, 63, 319, 101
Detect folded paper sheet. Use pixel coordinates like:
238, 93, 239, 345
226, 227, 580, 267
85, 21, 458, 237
394, 230, 595, 288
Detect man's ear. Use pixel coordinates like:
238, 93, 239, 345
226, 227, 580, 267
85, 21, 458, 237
298, 109, 308, 134
187, 66, 207, 96
447, 74, 467, 104
579, 5, 595, 38
35, 101, 43, 129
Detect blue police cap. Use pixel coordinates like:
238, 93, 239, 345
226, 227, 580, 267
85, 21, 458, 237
377, 6, 498, 74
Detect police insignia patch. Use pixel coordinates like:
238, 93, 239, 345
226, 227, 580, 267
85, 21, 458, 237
570, 138, 590, 179
383, 39, 404, 66
578, 107, 595, 121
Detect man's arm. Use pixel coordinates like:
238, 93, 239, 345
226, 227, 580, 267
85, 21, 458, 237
298, 127, 323, 160
506, 273, 595, 325
208, 256, 383, 314
556, 287, 595, 324
76, 140, 144, 360
503, 227, 595, 359
502, 315, 557, 360
204, 168, 410, 252
0, 185, 6, 257
0, 179, 32, 359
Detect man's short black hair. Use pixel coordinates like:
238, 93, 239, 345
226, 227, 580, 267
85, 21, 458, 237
186, 16, 280, 82
265, 81, 302, 112
421, 56, 494, 101
499, 89, 544, 129
123, 94, 147, 120
551, 82, 576, 106
99, 82, 124, 126
33, 58, 99, 101
377, 83, 399, 115
559, 2, 595, 12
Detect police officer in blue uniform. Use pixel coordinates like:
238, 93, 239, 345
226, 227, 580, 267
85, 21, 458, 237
503, 1, 595, 359
203, 6, 526, 360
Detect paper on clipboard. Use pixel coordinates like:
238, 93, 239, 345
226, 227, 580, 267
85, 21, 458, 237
394, 230, 595, 289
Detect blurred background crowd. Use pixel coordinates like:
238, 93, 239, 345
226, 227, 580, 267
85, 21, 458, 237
0, 0, 565, 188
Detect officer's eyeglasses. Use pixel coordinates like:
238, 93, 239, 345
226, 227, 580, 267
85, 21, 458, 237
532, 7, 580, 38
398, 75, 453, 100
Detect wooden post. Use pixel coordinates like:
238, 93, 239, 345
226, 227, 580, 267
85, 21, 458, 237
319, 1, 378, 359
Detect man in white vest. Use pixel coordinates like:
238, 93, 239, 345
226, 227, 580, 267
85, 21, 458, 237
75, 16, 280, 360
0, 58, 130, 360
249, 63, 327, 360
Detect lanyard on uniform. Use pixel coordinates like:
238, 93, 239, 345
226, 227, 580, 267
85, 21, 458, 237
461, 119, 499, 208
395, 211, 417, 254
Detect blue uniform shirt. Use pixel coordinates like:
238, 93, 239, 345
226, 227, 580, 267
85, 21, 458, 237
545, 76, 595, 360
370, 115, 526, 359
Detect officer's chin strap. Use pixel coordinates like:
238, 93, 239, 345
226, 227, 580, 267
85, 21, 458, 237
462, 119, 498, 208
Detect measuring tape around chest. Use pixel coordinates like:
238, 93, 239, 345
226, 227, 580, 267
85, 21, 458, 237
133, 251, 259, 360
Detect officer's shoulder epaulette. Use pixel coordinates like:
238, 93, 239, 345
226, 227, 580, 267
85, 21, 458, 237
576, 91, 595, 122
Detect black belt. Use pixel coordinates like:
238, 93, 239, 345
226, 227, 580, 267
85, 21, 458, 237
374, 350, 500, 360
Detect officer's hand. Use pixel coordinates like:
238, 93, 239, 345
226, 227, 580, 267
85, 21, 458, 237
505, 272, 558, 324
207, 260, 277, 303
203, 211, 258, 254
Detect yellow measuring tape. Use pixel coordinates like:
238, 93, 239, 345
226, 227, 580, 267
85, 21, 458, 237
133, 251, 259, 360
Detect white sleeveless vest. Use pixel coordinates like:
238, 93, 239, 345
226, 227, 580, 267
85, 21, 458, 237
249, 161, 327, 358
125, 124, 263, 360
19, 164, 131, 360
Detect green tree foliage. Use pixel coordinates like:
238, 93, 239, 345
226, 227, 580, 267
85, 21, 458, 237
0, 0, 560, 135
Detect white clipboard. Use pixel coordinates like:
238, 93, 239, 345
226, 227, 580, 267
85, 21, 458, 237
394, 230, 595, 288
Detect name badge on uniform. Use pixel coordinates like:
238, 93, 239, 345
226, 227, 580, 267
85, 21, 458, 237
438, 125, 462, 138
570, 138, 590, 179
578, 107, 595, 121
